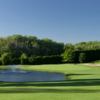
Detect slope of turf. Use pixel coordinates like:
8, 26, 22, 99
0, 64, 100, 100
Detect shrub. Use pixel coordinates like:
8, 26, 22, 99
28, 55, 62, 65
0, 53, 11, 65
0, 54, 1, 65
79, 53, 86, 63
20, 53, 28, 64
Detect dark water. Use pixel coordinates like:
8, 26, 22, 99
0, 68, 65, 82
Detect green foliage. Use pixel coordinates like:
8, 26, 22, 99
20, 53, 28, 64
0, 35, 100, 64
0, 34, 63, 56
28, 56, 36, 64
0, 58, 2, 65
0, 53, 11, 65
62, 43, 100, 63
41, 56, 62, 64
79, 53, 86, 63
63, 44, 75, 63
28, 55, 62, 65
75, 41, 100, 50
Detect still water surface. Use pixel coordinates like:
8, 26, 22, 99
0, 66, 65, 82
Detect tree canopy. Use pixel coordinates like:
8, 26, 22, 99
0, 34, 100, 65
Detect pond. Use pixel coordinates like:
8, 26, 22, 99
0, 65, 65, 82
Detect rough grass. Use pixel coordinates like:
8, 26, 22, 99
0, 65, 10, 70
0, 64, 100, 100
93, 60, 100, 64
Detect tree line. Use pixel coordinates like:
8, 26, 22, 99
0, 34, 100, 65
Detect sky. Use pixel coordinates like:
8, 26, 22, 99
0, 0, 100, 43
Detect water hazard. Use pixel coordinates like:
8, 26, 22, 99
0, 65, 65, 82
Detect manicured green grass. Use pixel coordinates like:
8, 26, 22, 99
0, 64, 100, 100
0, 65, 10, 70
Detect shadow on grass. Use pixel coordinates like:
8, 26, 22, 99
0, 88, 100, 93
0, 73, 100, 93
0, 78, 100, 87
0, 74, 100, 88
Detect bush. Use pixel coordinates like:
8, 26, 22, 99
78, 50, 100, 63
42, 55, 62, 64
28, 55, 62, 65
79, 53, 86, 63
0, 53, 12, 65
0, 58, 2, 65
20, 53, 28, 64
12, 57, 20, 65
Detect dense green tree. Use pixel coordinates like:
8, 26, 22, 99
62, 44, 75, 62
0, 34, 100, 64
75, 41, 100, 50
20, 53, 28, 64
0, 53, 11, 65
79, 53, 86, 63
